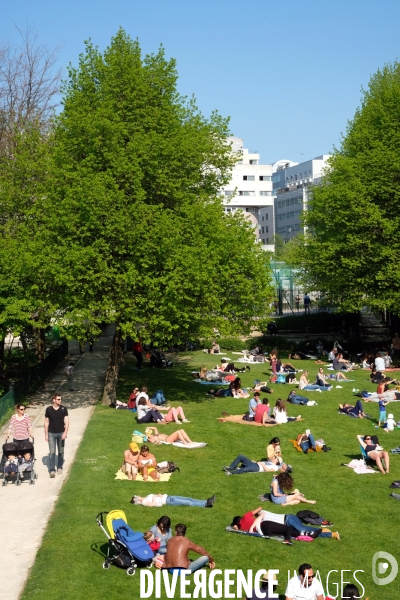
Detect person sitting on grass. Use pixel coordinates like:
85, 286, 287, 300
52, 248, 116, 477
244, 391, 261, 421
149, 516, 172, 555
122, 442, 140, 480
357, 434, 390, 474
137, 445, 160, 481
254, 399, 276, 426
145, 426, 193, 446
273, 399, 302, 424
299, 371, 332, 392
332, 353, 353, 371
222, 454, 292, 476
270, 472, 317, 506
231, 377, 249, 398
164, 523, 215, 574
339, 401, 367, 418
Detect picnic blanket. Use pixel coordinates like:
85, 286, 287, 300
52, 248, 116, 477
217, 414, 276, 427
342, 459, 376, 474
115, 469, 172, 482
159, 441, 207, 448
289, 439, 323, 453
225, 525, 284, 542
193, 380, 229, 385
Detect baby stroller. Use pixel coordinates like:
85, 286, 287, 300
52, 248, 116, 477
149, 349, 173, 368
0, 440, 37, 486
96, 510, 154, 576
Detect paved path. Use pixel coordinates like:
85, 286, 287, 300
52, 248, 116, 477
0, 325, 114, 600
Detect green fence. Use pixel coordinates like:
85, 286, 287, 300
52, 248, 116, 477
0, 390, 15, 421
0, 339, 68, 423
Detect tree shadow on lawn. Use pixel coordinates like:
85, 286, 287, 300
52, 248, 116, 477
118, 353, 221, 406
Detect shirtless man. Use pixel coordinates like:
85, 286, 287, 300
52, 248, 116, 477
123, 442, 139, 480
138, 445, 160, 481
164, 523, 215, 574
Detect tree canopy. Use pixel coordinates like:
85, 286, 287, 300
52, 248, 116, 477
299, 62, 400, 313
0, 29, 273, 397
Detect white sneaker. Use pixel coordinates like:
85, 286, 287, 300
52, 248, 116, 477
182, 419, 190, 423
316, 388, 322, 392
175, 420, 182, 424
336, 385, 343, 389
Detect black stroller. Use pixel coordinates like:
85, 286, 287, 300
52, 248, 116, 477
149, 349, 173, 368
0, 441, 37, 486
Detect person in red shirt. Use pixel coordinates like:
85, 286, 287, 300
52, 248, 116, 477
254, 399, 276, 426
144, 531, 161, 552
133, 339, 144, 371
128, 387, 139, 409
232, 507, 261, 531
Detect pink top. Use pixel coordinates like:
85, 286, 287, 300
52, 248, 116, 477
254, 404, 269, 424
9, 414, 32, 440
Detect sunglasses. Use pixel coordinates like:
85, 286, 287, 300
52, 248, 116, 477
18, 407, 25, 411
365, 437, 371, 440
304, 574, 314, 580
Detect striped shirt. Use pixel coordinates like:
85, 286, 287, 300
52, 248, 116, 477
9, 414, 32, 440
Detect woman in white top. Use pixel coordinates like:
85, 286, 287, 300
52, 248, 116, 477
273, 399, 301, 424
137, 398, 166, 424
131, 493, 216, 508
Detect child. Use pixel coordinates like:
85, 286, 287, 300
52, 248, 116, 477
143, 531, 161, 553
385, 413, 396, 433
378, 397, 390, 427
18, 451, 33, 476
4, 453, 18, 477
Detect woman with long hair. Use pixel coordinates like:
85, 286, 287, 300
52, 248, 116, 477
357, 434, 390, 474
149, 516, 172, 555
145, 426, 193, 446
6, 404, 33, 443
273, 399, 302, 424
299, 370, 332, 392
270, 473, 316, 506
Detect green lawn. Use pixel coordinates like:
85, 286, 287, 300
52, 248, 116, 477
22, 352, 400, 599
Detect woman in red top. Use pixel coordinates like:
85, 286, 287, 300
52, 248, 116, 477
6, 405, 33, 443
133, 339, 144, 371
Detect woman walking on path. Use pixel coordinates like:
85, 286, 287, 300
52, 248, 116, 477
6, 405, 33, 443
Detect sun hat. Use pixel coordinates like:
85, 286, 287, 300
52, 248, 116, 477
129, 442, 139, 452
388, 413, 394, 419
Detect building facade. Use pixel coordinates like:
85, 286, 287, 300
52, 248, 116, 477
272, 155, 330, 242
221, 137, 274, 250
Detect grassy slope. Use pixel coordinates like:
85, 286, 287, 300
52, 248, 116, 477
21, 352, 400, 600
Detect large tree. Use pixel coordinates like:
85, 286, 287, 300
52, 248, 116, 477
299, 62, 400, 312
33, 29, 273, 402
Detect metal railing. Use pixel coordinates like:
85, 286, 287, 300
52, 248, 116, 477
0, 339, 68, 416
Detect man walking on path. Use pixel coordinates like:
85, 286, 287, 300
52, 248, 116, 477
64, 362, 75, 390
44, 394, 69, 478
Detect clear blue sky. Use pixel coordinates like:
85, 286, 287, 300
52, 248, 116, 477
2, 0, 400, 164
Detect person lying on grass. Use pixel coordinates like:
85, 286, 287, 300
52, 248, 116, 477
339, 401, 367, 418
357, 434, 390, 474
131, 493, 216, 508
231, 507, 339, 540
270, 472, 316, 506
222, 454, 292, 476
138, 445, 160, 481
145, 426, 193, 446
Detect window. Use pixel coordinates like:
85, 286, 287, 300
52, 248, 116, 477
265, 213, 268, 220
261, 226, 264, 234
259, 191, 271, 196
261, 216, 265, 221
265, 225, 269, 233
224, 191, 233, 197
265, 238, 269, 244
250, 160, 258, 165
285, 198, 290, 206
243, 175, 255, 181
239, 191, 255, 196
259, 175, 271, 181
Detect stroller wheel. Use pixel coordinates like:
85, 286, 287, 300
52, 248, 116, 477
16, 480, 21, 486
30, 479, 35, 485
35, 473, 38, 479
126, 567, 136, 576
102, 562, 110, 570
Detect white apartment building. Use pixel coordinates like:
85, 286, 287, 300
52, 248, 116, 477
272, 155, 330, 242
221, 137, 274, 250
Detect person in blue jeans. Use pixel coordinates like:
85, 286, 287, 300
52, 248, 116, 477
288, 390, 310, 405
299, 371, 332, 392
131, 493, 216, 508
223, 454, 291, 475
151, 389, 167, 405
164, 523, 215, 574
44, 394, 69, 478
297, 430, 316, 453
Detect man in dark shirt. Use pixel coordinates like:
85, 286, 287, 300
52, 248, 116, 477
44, 394, 69, 478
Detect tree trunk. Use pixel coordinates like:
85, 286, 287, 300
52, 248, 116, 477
20, 331, 29, 360
34, 327, 46, 362
0, 338, 4, 379
102, 325, 122, 405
